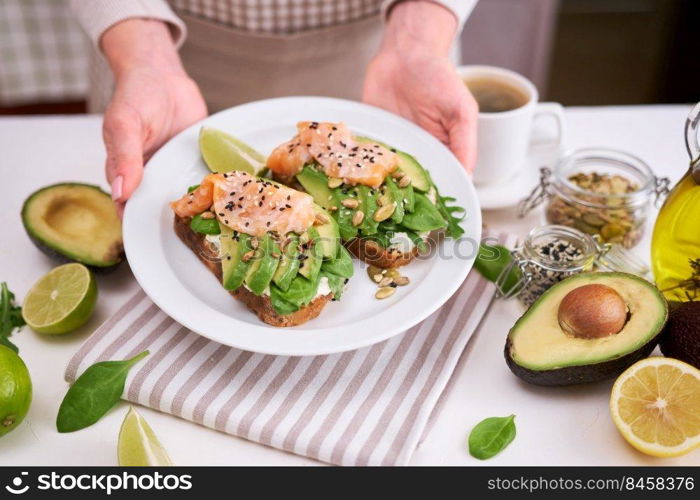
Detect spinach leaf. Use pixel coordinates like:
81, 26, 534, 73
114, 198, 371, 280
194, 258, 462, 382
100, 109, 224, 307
321, 272, 347, 300
468, 415, 516, 460
269, 273, 321, 315
320, 246, 354, 279
187, 184, 200, 193
190, 214, 221, 235
401, 193, 447, 232
435, 193, 466, 239
475, 243, 521, 295
0, 282, 25, 353
56, 351, 149, 433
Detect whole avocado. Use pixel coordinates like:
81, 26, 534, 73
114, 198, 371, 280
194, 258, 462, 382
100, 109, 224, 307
660, 301, 700, 369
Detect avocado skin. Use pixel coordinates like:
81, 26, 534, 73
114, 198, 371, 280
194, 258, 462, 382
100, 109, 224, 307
504, 334, 661, 386
660, 301, 700, 370
21, 183, 124, 273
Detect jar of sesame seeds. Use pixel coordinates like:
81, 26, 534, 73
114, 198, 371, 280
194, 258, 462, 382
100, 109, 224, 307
496, 225, 650, 308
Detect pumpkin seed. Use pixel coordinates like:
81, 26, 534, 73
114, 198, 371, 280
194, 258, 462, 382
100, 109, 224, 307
373, 202, 396, 222
352, 210, 365, 226
375, 287, 396, 299
394, 276, 410, 286
378, 276, 394, 287
328, 177, 343, 189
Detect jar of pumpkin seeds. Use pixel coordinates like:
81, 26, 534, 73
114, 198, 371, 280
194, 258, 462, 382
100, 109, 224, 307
496, 225, 650, 308
519, 148, 669, 249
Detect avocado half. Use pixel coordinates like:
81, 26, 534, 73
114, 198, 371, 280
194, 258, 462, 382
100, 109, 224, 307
505, 272, 668, 386
21, 183, 124, 272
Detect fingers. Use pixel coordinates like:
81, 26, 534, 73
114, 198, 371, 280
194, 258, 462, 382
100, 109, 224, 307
103, 104, 145, 203
447, 98, 478, 174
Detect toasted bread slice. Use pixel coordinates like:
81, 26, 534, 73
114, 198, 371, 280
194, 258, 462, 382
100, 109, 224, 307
173, 215, 332, 327
344, 238, 418, 269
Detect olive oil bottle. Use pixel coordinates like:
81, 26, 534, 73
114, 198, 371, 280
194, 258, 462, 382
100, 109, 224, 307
651, 103, 700, 302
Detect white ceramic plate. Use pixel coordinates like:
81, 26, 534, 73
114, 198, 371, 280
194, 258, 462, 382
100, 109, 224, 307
123, 97, 481, 356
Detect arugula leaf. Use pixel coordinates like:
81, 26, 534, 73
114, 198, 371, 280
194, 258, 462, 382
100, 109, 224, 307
56, 351, 149, 433
468, 415, 517, 460
435, 193, 466, 239
0, 282, 25, 353
190, 214, 221, 235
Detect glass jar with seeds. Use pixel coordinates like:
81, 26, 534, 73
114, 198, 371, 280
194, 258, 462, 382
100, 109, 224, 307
496, 225, 650, 308
519, 148, 669, 249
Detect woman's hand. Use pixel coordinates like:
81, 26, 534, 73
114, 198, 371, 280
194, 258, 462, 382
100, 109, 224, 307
101, 19, 207, 214
363, 1, 477, 172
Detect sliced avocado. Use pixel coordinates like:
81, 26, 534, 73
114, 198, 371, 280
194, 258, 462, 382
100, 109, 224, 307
219, 226, 252, 291
298, 228, 323, 281
356, 185, 379, 235
505, 272, 668, 386
313, 206, 340, 259
296, 166, 335, 209
244, 234, 280, 295
355, 136, 431, 192
331, 189, 359, 241
272, 234, 301, 291
21, 183, 123, 271
396, 151, 431, 192
384, 177, 405, 224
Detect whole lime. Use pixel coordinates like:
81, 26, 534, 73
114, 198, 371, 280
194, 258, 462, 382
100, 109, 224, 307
0, 346, 32, 437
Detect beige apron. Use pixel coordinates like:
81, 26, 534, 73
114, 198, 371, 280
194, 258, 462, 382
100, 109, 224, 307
176, 12, 383, 112
88, 12, 382, 113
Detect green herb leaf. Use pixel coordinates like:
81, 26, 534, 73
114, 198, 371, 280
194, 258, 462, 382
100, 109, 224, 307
56, 351, 149, 433
435, 193, 466, 239
0, 282, 25, 353
474, 243, 521, 295
401, 193, 447, 232
468, 415, 516, 460
320, 245, 354, 279
190, 214, 221, 235
187, 184, 200, 193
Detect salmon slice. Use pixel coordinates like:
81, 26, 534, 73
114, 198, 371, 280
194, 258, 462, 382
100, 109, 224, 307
170, 172, 316, 237
267, 121, 398, 189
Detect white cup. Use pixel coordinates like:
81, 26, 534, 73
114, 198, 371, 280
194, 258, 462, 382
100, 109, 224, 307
457, 65, 565, 186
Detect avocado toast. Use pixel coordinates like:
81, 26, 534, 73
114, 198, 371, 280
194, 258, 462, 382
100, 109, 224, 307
170, 171, 353, 327
266, 121, 465, 268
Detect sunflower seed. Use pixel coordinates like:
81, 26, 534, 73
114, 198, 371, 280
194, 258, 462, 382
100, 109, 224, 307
394, 276, 410, 286
315, 212, 330, 225
242, 250, 255, 262
200, 211, 215, 219
398, 175, 412, 188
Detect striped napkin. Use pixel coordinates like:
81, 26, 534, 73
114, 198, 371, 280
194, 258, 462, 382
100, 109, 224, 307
65, 237, 507, 466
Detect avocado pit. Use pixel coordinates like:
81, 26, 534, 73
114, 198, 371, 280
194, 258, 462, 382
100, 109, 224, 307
557, 284, 628, 339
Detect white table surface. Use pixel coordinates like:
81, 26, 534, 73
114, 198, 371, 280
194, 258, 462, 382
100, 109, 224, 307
0, 105, 697, 466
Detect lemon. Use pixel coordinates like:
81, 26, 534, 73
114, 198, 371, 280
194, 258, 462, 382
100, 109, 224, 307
0, 346, 32, 437
118, 407, 173, 466
22, 263, 97, 334
610, 357, 700, 457
199, 126, 266, 175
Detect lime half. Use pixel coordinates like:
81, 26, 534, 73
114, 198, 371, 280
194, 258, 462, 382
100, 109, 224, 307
118, 407, 173, 466
199, 126, 267, 175
0, 346, 32, 437
22, 263, 97, 334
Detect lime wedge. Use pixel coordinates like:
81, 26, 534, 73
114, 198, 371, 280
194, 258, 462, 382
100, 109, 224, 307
22, 263, 97, 334
199, 126, 267, 175
118, 407, 173, 466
